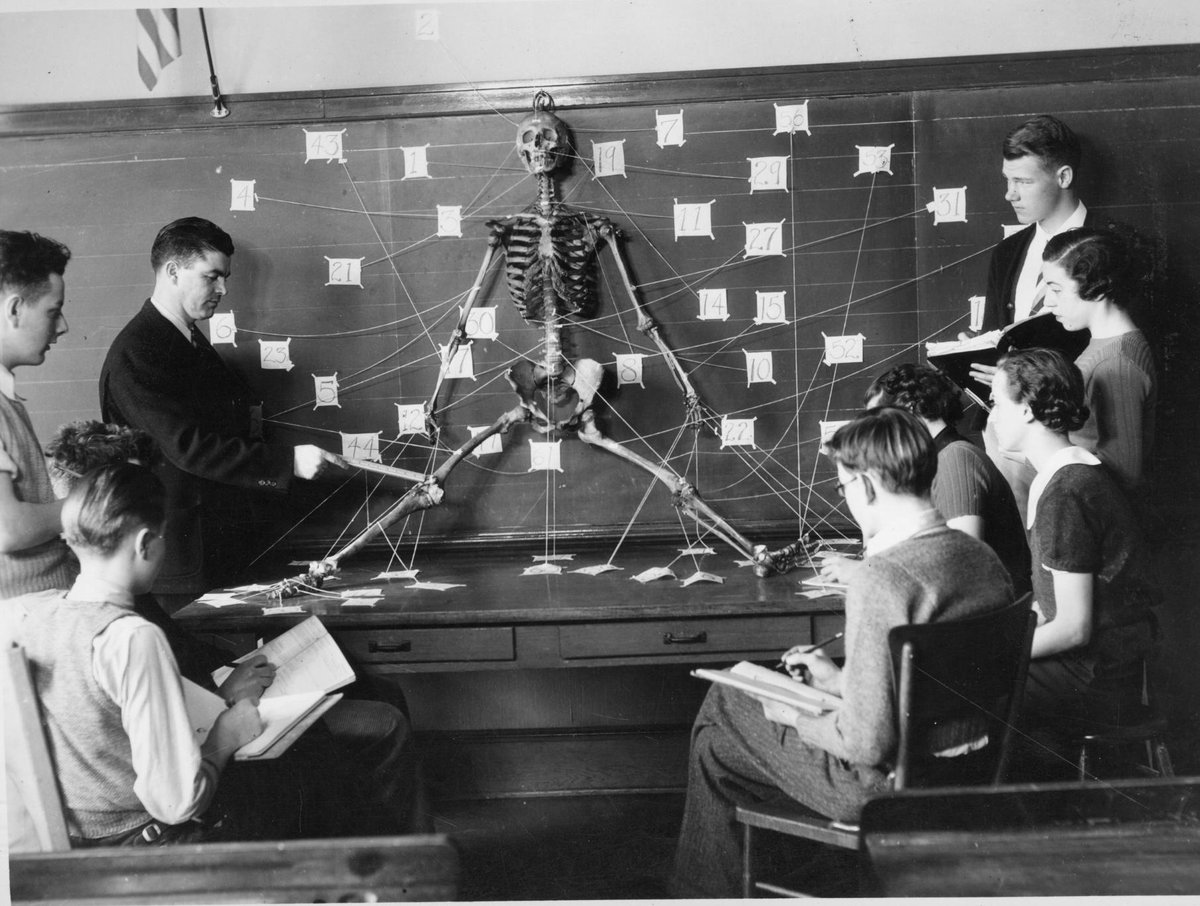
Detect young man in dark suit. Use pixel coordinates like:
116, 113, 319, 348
981, 114, 1092, 331
100, 217, 344, 595
100, 217, 425, 834
969, 116, 1100, 519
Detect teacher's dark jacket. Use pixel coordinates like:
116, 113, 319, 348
100, 300, 293, 593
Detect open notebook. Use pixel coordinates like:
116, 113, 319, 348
185, 615, 354, 760
692, 661, 842, 716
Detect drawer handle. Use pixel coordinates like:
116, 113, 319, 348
368, 640, 412, 654
663, 631, 708, 645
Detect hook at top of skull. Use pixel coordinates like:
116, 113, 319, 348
517, 91, 569, 176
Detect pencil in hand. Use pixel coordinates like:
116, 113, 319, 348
777, 631, 844, 678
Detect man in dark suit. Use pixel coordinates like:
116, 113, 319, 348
100, 217, 344, 595
980, 114, 1094, 332
970, 116, 1098, 520
100, 217, 425, 835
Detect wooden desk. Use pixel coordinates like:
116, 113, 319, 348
174, 544, 845, 796
861, 778, 1200, 896
173, 545, 845, 674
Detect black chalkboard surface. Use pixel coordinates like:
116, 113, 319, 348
3, 47, 1197, 563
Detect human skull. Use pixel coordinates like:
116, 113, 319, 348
516, 109, 567, 175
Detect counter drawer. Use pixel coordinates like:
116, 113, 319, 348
559, 615, 808, 660
335, 626, 515, 664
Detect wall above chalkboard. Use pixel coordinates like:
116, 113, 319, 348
3, 45, 1198, 565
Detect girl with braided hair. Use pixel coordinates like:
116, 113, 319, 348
990, 349, 1159, 763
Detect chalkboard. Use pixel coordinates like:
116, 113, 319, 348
3, 46, 1197, 566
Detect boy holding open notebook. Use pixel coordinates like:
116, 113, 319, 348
670, 408, 1014, 898
14, 463, 366, 845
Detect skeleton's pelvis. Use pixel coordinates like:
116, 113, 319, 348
507, 358, 604, 431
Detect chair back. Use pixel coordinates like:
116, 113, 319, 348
3, 643, 71, 851
888, 594, 1035, 790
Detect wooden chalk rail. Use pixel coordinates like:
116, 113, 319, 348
9, 834, 460, 904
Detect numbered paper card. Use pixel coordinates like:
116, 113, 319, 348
720, 416, 757, 449
464, 306, 498, 340
969, 295, 986, 332
312, 373, 340, 409
773, 101, 811, 136
614, 353, 645, 388
744, 350, 776, 386
748, 156, 789, 193
415, 8, 438, 40
396, 403, 426, 436
528, 440, 563, 473
823, 333, 865, 365
854, 144, 895, 176
436, 205, 462, 238
927, 186, 967, 224
592, 140, 626, 178
230, 179, 256, 211
259, 339, 294, 371
656, 109, 685, 148
819, 419, 851, 444
209, 312, 237, 346
326, 257, 364, 287
632, 566, 676, 584
744, 221, 785, 258
439, 342, 475, 380
697, 288, 729, 321
754, 291, 788, 325
402, 145, 431, 180
341, 431, 381, 463
674, 200, 715, 239
468, 425, 504, 458
304, 129, 347, 163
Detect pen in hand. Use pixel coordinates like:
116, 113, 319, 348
776, 631, 844, 676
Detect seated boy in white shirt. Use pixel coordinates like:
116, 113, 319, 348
15, 462, 302, 845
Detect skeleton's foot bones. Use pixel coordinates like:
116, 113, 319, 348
751, 536, 819, 578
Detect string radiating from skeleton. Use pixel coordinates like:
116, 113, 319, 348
275, 92, 816, 595
262, 89, 996, 595
422, 91, 811, 574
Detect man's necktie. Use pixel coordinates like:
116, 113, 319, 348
189, 323, 203, 348
1027, 271, 1047, 316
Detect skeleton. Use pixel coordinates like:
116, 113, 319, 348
277, 92, 811, 596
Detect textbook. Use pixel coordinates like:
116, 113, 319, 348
211, 614, 356, 698
691, 662, 842, 716
181, 677, 343, 761
925, 311, 1089, 398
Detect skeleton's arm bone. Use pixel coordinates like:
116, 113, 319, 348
425, 234, 503, 432
597, 224, 702, 424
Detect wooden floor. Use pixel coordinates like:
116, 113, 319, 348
429, 791, 863, 900
430, 793, 684, 900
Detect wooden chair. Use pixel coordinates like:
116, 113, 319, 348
861, 776, 1200, 896
3, 643, 71, 852
10, 835, 460, 904
5, 642, 461, 902
735, 594, 1036, 897
1071, 662, 1174, 781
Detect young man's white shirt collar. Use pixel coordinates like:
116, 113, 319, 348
150, 296, 194, 344
0, 363, 21, 402
864, 506, 943, 557
1026, 444, 1102, 529
1013, 201, 1088, 321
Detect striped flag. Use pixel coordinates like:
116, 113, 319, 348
136, 9, 181, 91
